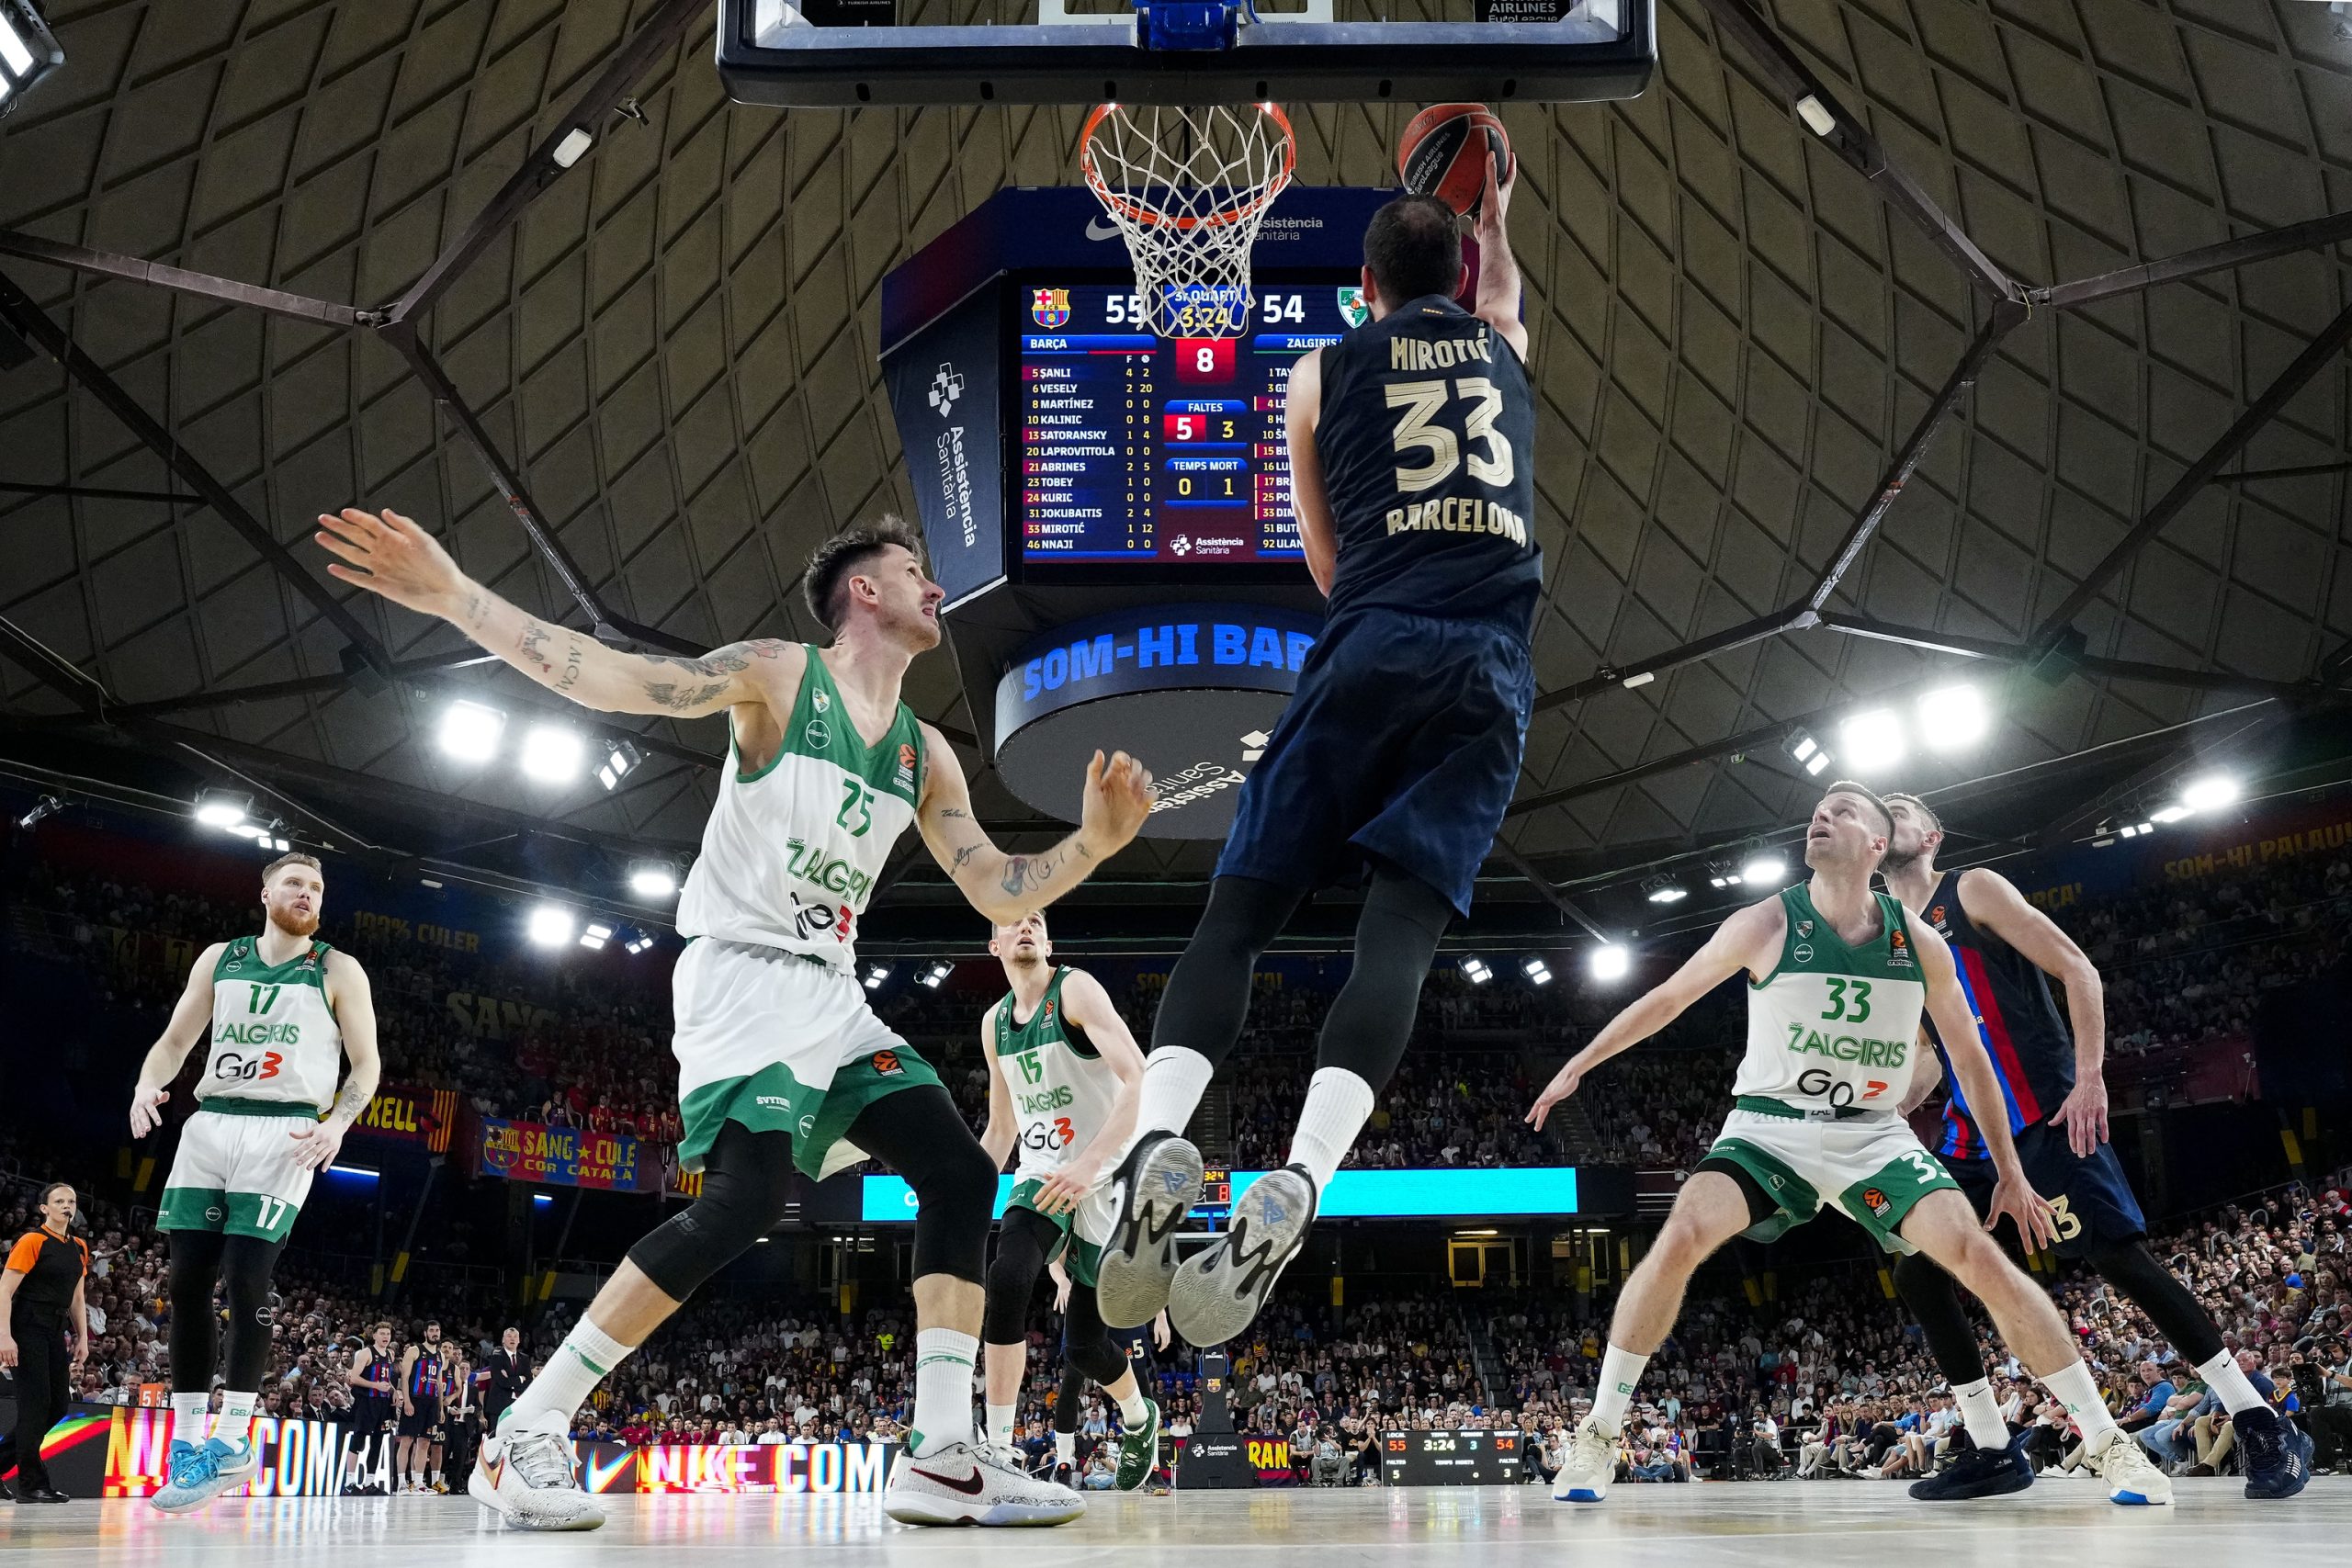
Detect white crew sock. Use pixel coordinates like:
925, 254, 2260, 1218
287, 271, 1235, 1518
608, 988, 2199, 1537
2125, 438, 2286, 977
1953, 1377, 2008, 1450
213, 1391, 258, 1446
1591, 1345, 1646, 1433
910, 1328, 978, 1458
1115, 1385, 1149, 1427
2039, 1360, 2118, 1442
1286, 1068, 1375, 1196
986, 1403, 1017, 1450
510, 1315, 634, 1428
2197, 1349, 2267, 1416
1137, 1048, 1216, 1140
171, 1392, 211, 1447
1055, 1430, 1078, 1465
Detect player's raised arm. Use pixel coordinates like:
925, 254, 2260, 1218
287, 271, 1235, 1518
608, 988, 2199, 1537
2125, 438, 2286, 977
128, 942, 228, 1138
313, 507, 804, 720
1956, 866, 2109, 1156
1907, 912, 2057, 1252
1470, 153, 1529, 362
1283, 349, 1338, 597
1031, 969, 1146, 1216
914, 730, 1153, 925
288, 952, 383, 1173
1526, 897, 1781, 1130
979, 1000, 1017, 1172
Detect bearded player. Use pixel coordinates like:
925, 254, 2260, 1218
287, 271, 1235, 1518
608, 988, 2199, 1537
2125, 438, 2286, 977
130, 851, 383, 1513
1528, 784, 2172, 1507
977, 910, 1160, 1491
311, 506, 1150, 1529
1878, 791, 2312, 1500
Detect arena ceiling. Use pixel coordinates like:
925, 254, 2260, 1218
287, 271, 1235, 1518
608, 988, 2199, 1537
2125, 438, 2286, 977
2, 0, 2351, 947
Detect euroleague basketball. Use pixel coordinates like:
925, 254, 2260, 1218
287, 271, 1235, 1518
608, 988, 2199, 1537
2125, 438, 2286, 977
1396, 103, 1512, 220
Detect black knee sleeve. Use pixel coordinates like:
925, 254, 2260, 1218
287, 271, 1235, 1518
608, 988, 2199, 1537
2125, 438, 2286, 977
628, 1122, 797, 1300
984, 1207, 1058, 1345
1061, 1284, 1128, 1388
1312, 864, 1454, 1091
218, 1235, 288, 1392
2086, 1239, 2223, 1364
1893, 1253, 1987, 1385
1055, 1362, 1088, 1434
848, 1084, 995, 1285
1151, 876, 1304, 1070
167, 1230, 226, 1393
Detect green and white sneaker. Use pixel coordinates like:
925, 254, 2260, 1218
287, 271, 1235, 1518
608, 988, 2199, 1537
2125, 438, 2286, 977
1114, 1399, 1161, 1491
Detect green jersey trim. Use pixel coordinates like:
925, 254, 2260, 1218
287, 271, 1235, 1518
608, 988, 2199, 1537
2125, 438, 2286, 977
211, 936, 334, 989
995, 968, 1073, 1058
1759, 885, 1916, 987
197, 1097, 327, 1121
775, 646, 925, 802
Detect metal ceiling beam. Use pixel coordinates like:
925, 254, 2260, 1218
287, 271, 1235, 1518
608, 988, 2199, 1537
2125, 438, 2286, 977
2033, 209, 2352, 312
0, 230, 374, 329
0, 481, 205, 505
90, 649, 502, 718
2025, 705, 2289, 851
2213, 462, 2352, 485
2031, 299, 2352, 648
384, 0, 708, 326
1814, 612, 2320, 701
1696, 0, 2024, 305
1532, 610, 1798, 714
0, 267, 393, 676
1485, 839, 1610, 941
0, 611, 110, 715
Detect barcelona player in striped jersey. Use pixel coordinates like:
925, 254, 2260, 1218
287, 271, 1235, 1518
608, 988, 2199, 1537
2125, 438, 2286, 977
1879, 792, 2312, 1501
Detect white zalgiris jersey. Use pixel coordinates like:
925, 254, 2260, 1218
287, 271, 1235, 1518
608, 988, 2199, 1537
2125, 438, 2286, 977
200, 935, 344, 1114
995, 969, 1128, 1184
677, 646, 924, 971
1733, 886, 1929, 1115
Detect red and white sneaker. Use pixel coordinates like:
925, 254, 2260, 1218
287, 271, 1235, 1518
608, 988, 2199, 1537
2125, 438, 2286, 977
883, 1440, 1085, 1526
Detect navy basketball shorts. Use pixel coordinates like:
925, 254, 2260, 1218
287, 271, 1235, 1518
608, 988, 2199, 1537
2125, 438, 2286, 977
1947, 1122, 2147, 1258
1216, 605, 1533, 917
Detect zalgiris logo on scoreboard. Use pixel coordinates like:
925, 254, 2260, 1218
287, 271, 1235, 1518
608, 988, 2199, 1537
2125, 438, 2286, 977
1030, 288, 1071, 328
1338, 287, 1369, 328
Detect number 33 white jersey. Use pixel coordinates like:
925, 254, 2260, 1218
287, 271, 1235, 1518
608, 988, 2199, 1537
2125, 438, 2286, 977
1732, 886, 1929, 1116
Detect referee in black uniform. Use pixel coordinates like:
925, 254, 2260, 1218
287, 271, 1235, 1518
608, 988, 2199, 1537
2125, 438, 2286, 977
0, 1183, 90, 1503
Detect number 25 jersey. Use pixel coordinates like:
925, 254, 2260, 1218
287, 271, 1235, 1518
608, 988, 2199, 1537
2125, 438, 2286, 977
1311, 293, 1540, 633
1733, 886, 1928, 1114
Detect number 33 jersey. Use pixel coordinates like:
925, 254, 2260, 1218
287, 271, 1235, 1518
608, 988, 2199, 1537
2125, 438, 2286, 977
1733, 886, 1928, 1115
993, 968, 1125, 1186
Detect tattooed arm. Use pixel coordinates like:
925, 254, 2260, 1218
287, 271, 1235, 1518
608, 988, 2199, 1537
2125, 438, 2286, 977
312, 508, 803, 718
914, 724, 1156, 923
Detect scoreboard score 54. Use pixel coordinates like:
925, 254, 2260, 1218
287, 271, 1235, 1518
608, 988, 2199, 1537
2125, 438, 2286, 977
1382, 1429, 1521, 1485
1017, 282, 1369, 566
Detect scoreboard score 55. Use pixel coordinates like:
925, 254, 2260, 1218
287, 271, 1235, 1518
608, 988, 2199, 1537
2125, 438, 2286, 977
1381, 1429, 1521, 1486
1017, 282, 1369, 567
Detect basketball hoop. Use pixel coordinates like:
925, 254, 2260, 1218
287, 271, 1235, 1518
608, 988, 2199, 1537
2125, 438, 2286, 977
1079, 102, 1296, 340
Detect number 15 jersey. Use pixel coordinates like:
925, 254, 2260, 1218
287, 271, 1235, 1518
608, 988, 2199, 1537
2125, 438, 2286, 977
992, 968, 1125, 1187
1311, 293, 1540, 633
1734, 886, 1928, 1115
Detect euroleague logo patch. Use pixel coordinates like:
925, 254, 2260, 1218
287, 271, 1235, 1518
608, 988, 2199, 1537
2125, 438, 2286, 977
1861, 1187, 1894, 1219
1888, 927, 1914, 968
871, 1050, 904, 1077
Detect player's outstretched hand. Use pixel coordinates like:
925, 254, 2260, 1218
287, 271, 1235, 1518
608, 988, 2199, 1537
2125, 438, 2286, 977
1152, 1310, 1172, 1352
128, 1085, 169, 1139
1474, 146, 1515, 239
288, 1119, 347, 1172
315, 508, 467, 618
2047, 1079, 2109, 1159
1986, 1168, 2058, 1254
1078, 750, 1155, 855
1524, 1059, 1585, 1131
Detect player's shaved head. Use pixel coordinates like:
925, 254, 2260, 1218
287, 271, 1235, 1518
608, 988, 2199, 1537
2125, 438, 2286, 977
1820, 780, 1894, 838
1883, 792, 1939, 834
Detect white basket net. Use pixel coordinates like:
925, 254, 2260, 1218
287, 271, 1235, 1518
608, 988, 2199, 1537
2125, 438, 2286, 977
1079, 103, 1297, 340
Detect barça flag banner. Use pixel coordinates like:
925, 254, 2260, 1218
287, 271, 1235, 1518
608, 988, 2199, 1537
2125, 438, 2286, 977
471, 1116, 655, 1193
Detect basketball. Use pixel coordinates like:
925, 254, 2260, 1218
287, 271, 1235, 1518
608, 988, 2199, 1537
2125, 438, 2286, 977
1396, 103, 1512, 220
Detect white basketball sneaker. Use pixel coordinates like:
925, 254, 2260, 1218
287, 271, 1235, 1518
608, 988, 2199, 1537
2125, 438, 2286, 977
2083, 1427, 2174, 1506
468, 1408, 605, 1530
1551, 1415, 1620, 1504
884, 1440, 1085, 1526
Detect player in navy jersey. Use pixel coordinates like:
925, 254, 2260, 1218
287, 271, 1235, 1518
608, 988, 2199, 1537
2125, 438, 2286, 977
1097, 153, 1539, 1348
1879, 792, 2312, 1500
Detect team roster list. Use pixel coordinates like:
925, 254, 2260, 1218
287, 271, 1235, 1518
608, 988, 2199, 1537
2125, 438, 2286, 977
1017, 283, 1364, 563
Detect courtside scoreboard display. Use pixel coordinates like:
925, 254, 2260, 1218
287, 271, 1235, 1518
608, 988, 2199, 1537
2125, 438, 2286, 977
1382, 1429, 1521, 1485
1013, 280, 1366, 567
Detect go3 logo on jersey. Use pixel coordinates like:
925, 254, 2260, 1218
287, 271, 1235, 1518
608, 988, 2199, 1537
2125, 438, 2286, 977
213, 1050, 285, 1082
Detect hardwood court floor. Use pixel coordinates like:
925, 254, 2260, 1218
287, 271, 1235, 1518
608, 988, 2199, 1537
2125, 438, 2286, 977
6, 1476, 2347, 1565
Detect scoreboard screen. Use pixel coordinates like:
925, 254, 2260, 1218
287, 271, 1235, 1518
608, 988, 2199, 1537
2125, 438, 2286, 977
1381, 1429, 1521, 1486
1014, 281, 1366, 566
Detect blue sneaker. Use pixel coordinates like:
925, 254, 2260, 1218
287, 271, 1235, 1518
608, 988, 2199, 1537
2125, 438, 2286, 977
2238, 1407, 2313, 1500
152, 1437, 256, 1514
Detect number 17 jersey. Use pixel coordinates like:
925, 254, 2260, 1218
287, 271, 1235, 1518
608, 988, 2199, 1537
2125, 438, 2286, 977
1734, 886, 1928, 1115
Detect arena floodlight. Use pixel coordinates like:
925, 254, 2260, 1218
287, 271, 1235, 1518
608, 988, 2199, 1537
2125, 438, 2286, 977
2150, 805, 2191, 825
920, 960, 953, 988
597, 740, 643, 791
519, 724, 585, 785
1461, 956, 1492, 986
1644, 878, 1687, 905
526, 905, 575, 948
193, 788, 252, 830
0, 2, 66, 118
1917, 684, 1988, 751
864, 963, 891, 991
579, 921, 613, 951
17, 794, 60, 829
1835, 709, 1906, 775
437, 699, 505, 763
1740, 852, 1787, 886
628, 862, 679, 898
1522, 957, 1553, 987
2180, 774, 2241, 814
1589, 944, 1631, 983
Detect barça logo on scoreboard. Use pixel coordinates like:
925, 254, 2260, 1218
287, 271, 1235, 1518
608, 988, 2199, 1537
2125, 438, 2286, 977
1031, 288, 1071, 328
1337, 287, 1369, 329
